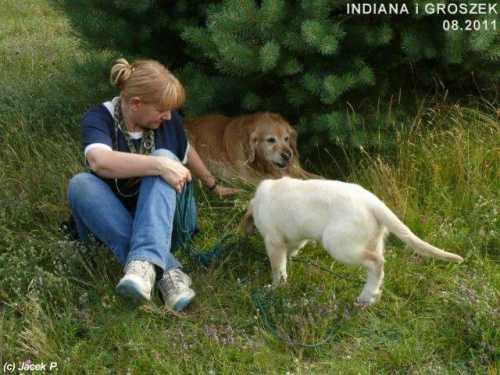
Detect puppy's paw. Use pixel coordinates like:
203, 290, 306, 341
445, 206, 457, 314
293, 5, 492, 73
272, 280, 287, 289
354, 298, 370, 308
354, 295, 378, 307
272, 273, 287, 287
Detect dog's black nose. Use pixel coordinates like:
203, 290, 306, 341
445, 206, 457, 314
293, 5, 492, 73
281, 152, 292, 162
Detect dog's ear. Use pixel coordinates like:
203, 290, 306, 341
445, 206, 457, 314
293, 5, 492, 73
288, 125, 299, 158
243, 130, 258, 162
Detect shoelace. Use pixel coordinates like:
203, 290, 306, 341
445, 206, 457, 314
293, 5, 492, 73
162, 270, 185, 292
128, 261, 153, 280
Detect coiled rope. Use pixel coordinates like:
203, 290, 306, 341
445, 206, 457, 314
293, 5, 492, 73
175, 182, 363, 347
251, 260, 364, 347
174, 182, 239, 267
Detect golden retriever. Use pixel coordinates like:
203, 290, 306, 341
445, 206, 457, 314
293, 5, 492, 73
183, 112, 319, 183
243, 177, 463, 304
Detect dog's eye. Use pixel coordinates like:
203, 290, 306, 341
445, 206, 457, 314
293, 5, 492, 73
266, 138, 276, 144
284, 136, 290, 142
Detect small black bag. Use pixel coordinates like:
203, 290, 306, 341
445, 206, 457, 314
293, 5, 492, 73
59, 214, 79, 240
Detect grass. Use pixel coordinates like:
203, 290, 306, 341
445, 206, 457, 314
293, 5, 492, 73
1, 0, 499, 374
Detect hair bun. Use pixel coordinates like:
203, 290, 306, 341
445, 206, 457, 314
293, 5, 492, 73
110, 58, 133, 87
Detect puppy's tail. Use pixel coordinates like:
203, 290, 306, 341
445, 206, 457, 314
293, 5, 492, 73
373, 202, 463, 263
242, 199, 255, 235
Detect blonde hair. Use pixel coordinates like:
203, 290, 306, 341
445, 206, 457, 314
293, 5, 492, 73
110, 58, 185, 109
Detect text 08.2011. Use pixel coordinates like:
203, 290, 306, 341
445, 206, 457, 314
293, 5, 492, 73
443, 19, 497, 31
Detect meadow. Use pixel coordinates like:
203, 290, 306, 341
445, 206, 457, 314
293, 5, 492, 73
0, 1, 499, 374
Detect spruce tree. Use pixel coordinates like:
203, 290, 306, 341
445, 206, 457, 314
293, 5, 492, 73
59, 0, 500, 154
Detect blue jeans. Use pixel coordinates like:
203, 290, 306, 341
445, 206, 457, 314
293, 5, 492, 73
67, 149, 197, 276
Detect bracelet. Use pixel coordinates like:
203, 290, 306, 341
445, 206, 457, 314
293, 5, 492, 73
206, 180, 218, 191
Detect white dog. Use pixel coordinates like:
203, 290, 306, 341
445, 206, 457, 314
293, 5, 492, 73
243, 177, 463, 304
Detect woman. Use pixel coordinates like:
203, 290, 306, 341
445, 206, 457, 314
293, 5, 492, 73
68, 58, 236, 311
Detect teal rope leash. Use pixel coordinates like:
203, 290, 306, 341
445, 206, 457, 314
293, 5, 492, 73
251, 291, 346, 348
174, 182, 239, 268
174, 183, 362, 347
174, 182, 196, 246
183, 233, 239, 268
251, 259, 364, 348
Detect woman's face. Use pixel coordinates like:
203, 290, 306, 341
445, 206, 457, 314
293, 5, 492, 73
135, 101, 172, 130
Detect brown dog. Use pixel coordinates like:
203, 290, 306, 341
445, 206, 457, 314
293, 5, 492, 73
184, 112, 319, 183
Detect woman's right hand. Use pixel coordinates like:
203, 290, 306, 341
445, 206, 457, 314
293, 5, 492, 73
158, 157, 192, 193
86, 148, 191, 193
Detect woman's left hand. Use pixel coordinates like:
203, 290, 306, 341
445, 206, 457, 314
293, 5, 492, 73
185, 146, 240, 197
213, 184, 240, 197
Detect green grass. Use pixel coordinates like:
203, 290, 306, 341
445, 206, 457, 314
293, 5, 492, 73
1, 1, 499, 374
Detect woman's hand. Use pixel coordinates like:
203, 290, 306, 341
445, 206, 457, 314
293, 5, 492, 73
158, 157, 192, 193
212, 184, 240, 197
185, 146, 240, 197
86, 148, 191, 193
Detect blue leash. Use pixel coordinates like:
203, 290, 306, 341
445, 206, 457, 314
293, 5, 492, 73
174, 182, 239, 267
175, 183, 361, 347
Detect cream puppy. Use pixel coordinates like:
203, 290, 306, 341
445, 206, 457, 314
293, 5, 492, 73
243, 177, 463, 304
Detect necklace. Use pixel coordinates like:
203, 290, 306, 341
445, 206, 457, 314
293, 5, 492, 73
112, 97, 156, 197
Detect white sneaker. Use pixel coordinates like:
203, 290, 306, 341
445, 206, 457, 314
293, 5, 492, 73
115, 260, 156, 302
158, 268, 195, 311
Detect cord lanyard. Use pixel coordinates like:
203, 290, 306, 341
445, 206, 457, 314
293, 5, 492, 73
112, 97, 155, 197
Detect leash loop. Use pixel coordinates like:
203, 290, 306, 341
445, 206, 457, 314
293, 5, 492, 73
174, 182, 239, 268
174, 184, 362, 348
252, 259, 364, 348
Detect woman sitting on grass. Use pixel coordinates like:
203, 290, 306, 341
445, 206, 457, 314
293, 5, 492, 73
67, 58, 236, 311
